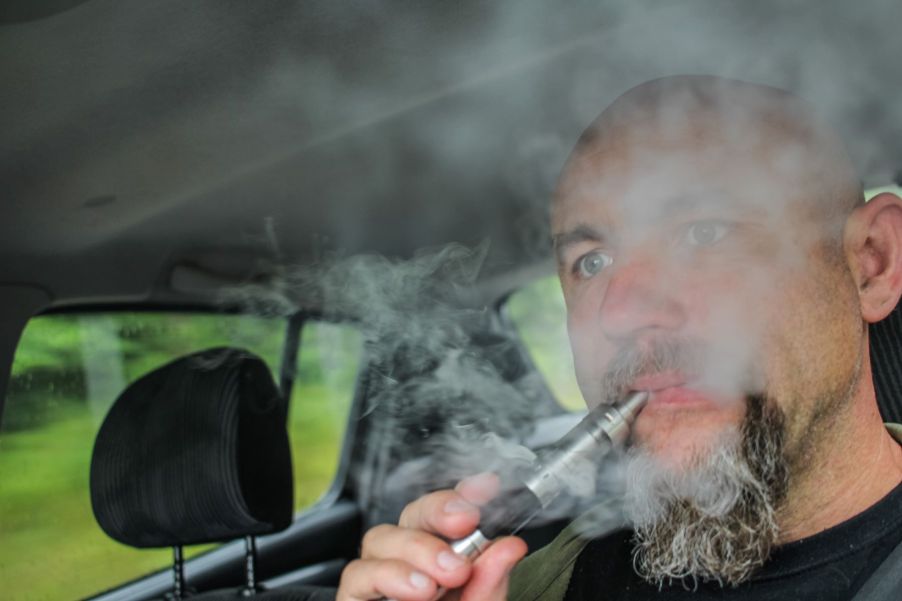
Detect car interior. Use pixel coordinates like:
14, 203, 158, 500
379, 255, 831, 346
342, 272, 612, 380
2, 1, 902, 600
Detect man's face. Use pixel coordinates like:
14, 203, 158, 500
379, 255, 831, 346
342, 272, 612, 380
552, 120, 864, 473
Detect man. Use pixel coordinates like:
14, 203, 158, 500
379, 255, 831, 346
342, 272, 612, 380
336, 76, 902, 600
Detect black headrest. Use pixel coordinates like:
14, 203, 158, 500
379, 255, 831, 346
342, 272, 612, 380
90, 347, 293, 548
871, 302, 902, 424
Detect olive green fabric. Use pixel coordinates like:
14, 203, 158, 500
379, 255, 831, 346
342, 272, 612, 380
508, 503, 609, 601
508, 424, 902, 601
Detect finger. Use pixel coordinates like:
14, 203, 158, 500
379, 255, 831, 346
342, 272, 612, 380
454, 472, 501, 506
337, 558, 438, 601
399, 490, 481, 539
459, 536, 528, 601
360, 524, 473, 590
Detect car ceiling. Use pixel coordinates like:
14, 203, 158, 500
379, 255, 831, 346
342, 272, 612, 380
1, 0, 901, 308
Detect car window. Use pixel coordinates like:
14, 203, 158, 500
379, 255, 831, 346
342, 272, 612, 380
0, 312, 361, 601
289, 320, 361, 509
866, 185, 902, 201
505, 276, 585, 412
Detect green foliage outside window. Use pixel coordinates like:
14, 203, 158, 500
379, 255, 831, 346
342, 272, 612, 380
505, 275, 586, 412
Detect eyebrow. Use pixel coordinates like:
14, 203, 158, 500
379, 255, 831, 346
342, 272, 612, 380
551, 223, 608, 266
657, 192, 722, 218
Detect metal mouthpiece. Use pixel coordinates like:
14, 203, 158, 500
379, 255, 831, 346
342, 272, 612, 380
522, 390, 648, 505
599, 390, 649, 446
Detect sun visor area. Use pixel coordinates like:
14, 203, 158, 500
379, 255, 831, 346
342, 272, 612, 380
167, 248, 279, 296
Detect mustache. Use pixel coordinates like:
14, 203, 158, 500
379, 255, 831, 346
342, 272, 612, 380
600, 336, 707, 400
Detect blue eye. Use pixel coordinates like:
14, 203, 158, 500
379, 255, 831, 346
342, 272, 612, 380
684, 221, 730, 246
574, 251, 613, 279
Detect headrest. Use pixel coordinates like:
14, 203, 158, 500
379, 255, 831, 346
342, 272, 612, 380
90, 347, 293, 548
871, 301, 902, 424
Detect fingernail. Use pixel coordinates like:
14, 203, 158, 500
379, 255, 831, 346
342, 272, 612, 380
409, 571, 430, 590
444, 499, 474, 514
437, 550, 465, 571
456, 472, 500, 504
461, 472, 497, 488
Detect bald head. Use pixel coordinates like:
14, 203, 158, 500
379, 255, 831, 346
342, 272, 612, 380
555, 76, 863, 235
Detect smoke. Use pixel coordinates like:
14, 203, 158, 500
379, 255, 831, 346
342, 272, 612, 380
221, 242, 570, 522
244, 0, 902, 223
20, 0, 893, 254
203, 3, 901, 401
143, 0, 900, 553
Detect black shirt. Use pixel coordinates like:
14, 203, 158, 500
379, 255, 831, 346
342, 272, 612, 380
565, 481, 902, 600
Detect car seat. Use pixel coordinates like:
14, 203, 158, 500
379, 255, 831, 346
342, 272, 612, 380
90, 347, 334, 600
870, 301, 902, 424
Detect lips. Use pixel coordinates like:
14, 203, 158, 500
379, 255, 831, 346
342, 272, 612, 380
630, 371, 711, 407
631, 370, 689, 392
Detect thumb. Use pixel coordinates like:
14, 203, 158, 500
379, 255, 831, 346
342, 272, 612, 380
458, 537, 528, 601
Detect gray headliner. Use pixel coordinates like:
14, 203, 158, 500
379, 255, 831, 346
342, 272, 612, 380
1, 0, 901, 308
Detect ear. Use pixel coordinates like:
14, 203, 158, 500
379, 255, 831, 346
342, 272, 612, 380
844, 192, 902, 323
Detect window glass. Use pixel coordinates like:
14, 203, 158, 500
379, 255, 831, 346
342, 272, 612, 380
865, 185, 902, 200
505, 276, 585, 412
289, 321, 362, 509
0, 313, 360, 601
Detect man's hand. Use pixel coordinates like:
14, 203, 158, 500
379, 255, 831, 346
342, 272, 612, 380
336, 472, 529, 601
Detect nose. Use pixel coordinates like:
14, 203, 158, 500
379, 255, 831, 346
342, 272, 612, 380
598, 254, 687, 340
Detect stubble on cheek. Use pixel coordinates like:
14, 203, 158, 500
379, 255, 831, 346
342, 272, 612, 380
756, 252, 863, 470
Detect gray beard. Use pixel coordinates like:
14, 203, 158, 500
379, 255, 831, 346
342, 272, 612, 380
626, 396, 789, 588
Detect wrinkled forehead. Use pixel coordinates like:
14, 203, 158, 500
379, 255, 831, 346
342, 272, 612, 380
552, 78, 858, 230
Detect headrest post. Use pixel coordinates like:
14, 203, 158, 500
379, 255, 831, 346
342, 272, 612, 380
241, 535, 260, 596
171, 544, 185, 600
